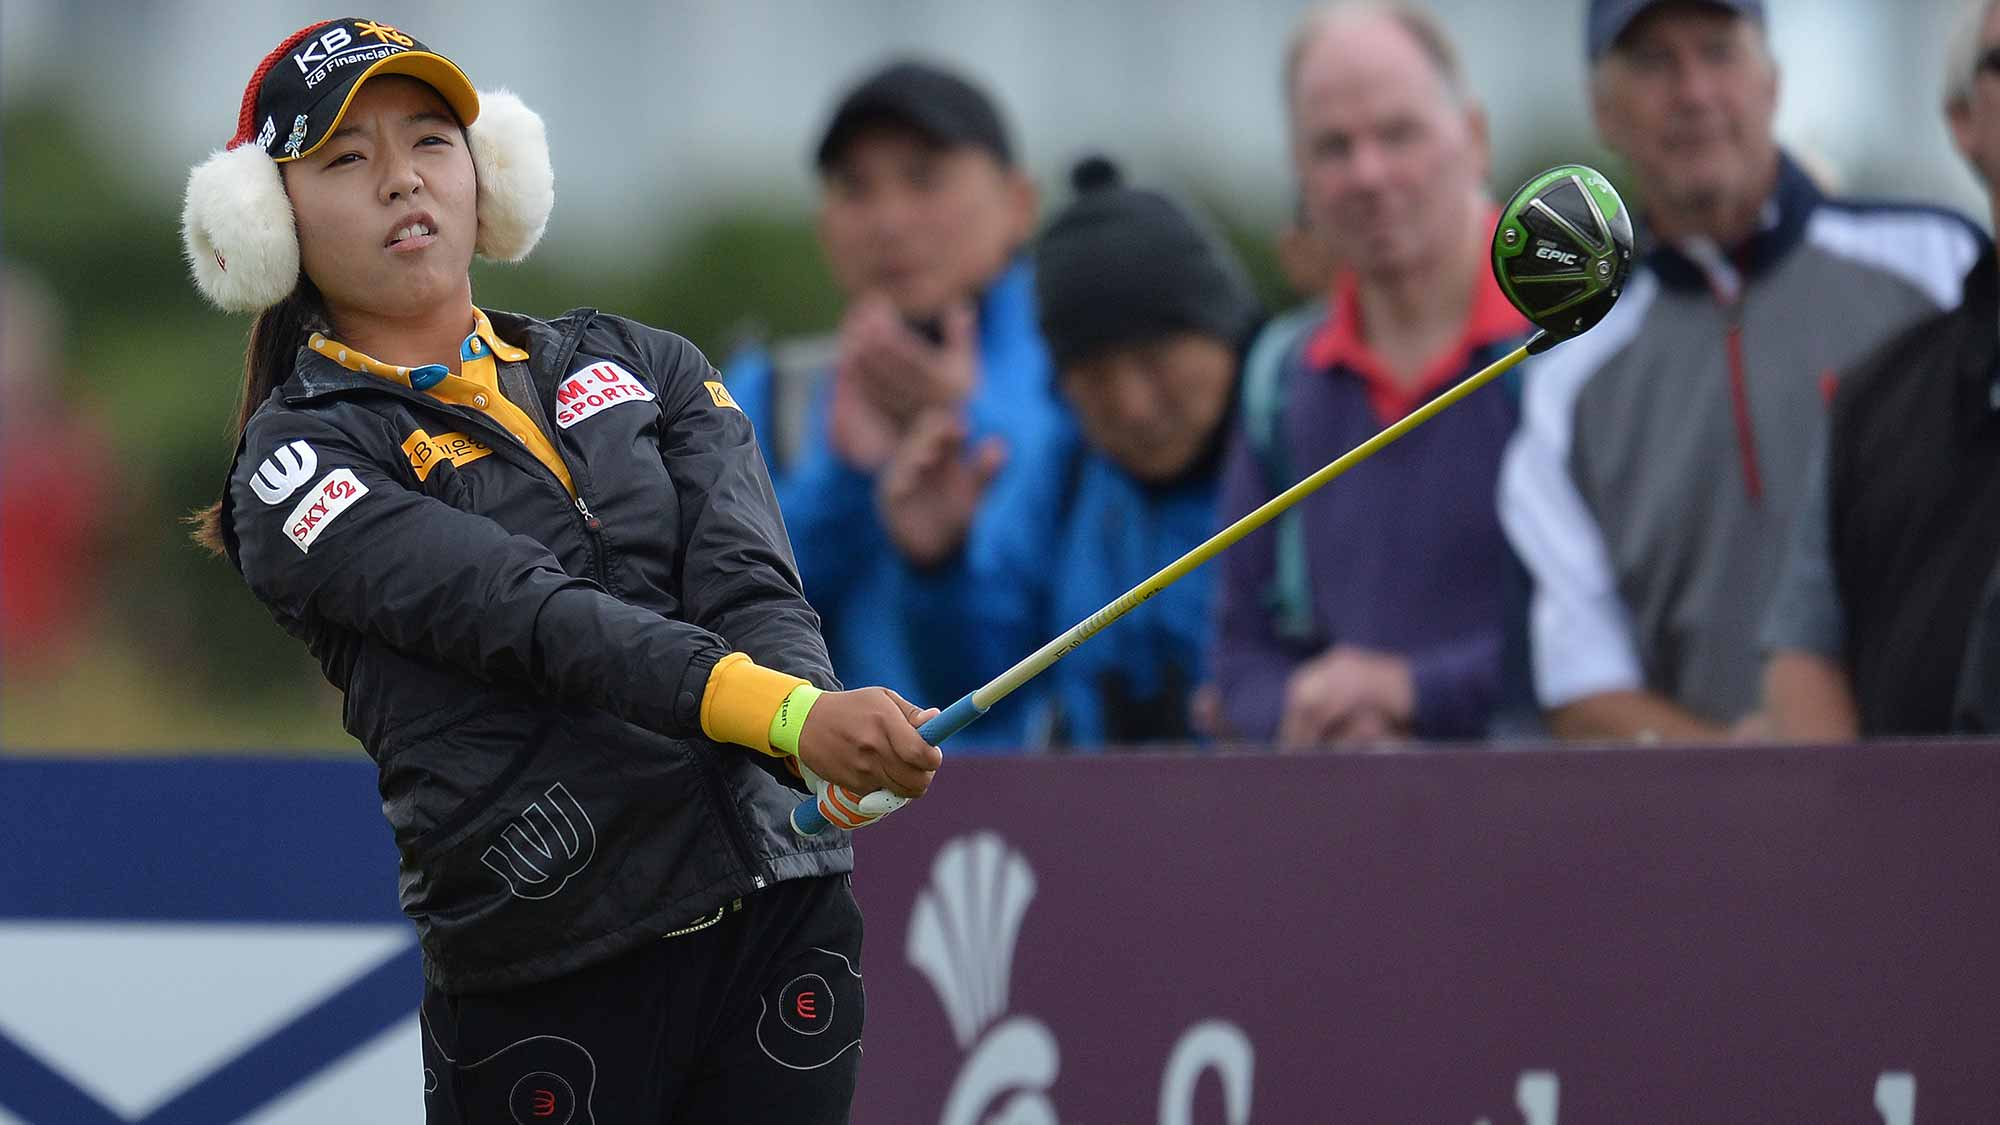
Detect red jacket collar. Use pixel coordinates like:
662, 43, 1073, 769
1303, 239, 1529, 425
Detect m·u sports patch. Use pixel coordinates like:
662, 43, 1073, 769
555, 361, 655, 428
285, 468, 369, 553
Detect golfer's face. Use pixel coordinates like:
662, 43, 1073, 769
1595, 8, 1779, 222
282, 76, 478, 319
1290, 19, 1485, 282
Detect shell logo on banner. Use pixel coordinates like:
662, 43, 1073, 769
909, 832, 1059, 1125
908, 832, 1257, 1125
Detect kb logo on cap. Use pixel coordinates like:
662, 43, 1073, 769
291, 19, 413, 77
291, 26, 357, 74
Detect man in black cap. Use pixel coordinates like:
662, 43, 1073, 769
722, 61, 1070, 746
1499, 0, 1984, 742
878, 156, 1261, 747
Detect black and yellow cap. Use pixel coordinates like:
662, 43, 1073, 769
230, 18, 479, 162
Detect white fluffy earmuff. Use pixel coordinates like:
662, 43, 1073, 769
181, 143, 300, 314
179, 88, 556, 313
466, 89, 555, 263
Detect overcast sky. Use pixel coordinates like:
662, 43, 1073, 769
4, 0, 1986, 266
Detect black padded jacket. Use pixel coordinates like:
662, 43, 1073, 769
220, 307, 848, 992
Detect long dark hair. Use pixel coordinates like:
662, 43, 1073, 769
188, 277, 326, 556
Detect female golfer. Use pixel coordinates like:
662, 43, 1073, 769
182, 18, 937, 1122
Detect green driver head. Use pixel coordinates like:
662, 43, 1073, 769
1492, 164, 1634, 351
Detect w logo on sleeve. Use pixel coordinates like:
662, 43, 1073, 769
480, 783, 597, 901
251, 440, 319, 505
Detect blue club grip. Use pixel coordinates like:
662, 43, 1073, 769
789, 693, 985, 836
919, 694, 985, 743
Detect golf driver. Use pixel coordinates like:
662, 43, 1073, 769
793, 163, 1635, 836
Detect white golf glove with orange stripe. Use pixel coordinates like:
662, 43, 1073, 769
794, 759, 911, 831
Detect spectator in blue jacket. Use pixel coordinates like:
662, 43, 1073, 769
723, 62, 1074, 722
879, 156, 1262, 748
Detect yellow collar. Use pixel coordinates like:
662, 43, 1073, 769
469, 308, 531, 363
307, 307, 529, 386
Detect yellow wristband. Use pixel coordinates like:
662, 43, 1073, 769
699, 652, 807, 756
768, 683, 824, 758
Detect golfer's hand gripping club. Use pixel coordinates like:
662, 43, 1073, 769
793, 695, 983, 832
791, 163, 1634, 838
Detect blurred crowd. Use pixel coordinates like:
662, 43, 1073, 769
8, 0, 1995, 752
716, 0, 2000, 750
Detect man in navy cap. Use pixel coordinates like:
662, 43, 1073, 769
1585, 0, 1777, 265
1499, 0, 1984, 741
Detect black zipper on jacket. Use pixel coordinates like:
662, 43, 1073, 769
568, 494, 609, 587
528, 319, 615, 593
498, 328, 614, 591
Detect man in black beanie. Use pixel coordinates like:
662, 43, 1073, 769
879, 156, 1261, 747
1032, 157, 1262, 483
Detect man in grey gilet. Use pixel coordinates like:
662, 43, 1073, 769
1498, 0, 1984, 740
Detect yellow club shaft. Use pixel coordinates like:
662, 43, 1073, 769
971, 341, 1533, 711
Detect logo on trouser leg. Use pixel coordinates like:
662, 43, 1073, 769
510, 1071, 576, 1123
480, 783, 597, 900
779, 973, 832, 1036
757, 948, 863, 1069
422, 1010, 598, 1125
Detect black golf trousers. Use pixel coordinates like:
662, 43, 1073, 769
420, 874, 865, 1123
